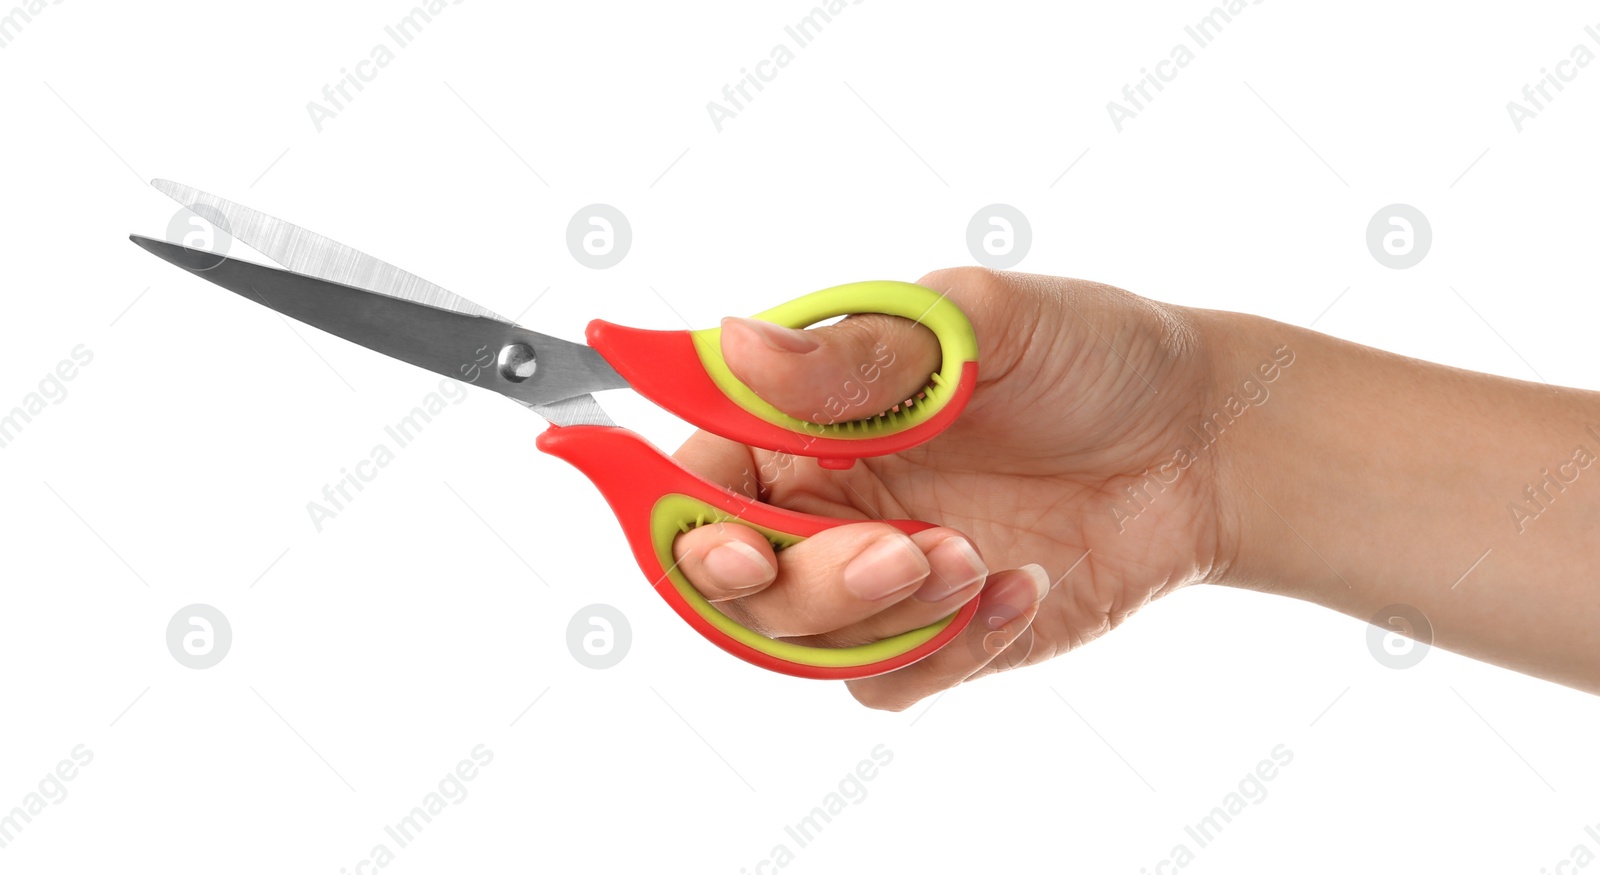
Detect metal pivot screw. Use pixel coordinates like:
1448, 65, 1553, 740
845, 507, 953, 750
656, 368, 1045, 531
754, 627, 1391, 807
498, 342, 537, 382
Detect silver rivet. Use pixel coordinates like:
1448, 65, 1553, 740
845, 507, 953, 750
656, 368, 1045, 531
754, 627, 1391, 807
498, 342, 537, 382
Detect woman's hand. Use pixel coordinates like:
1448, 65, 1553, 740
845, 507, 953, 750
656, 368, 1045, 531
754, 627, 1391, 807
671, 267, 1234, 709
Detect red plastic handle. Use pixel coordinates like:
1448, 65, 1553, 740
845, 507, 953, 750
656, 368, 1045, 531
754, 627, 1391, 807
536, 424, 979, 679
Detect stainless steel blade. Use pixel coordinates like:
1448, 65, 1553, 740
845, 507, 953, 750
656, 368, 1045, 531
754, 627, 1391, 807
152, 178, 505, 320
131, 235, 629, 415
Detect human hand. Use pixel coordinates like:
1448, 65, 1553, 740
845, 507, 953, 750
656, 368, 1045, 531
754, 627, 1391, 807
672, 267, 1232, 709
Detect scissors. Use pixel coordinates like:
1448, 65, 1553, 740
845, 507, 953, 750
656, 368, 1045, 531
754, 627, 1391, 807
131, 181, 981, 680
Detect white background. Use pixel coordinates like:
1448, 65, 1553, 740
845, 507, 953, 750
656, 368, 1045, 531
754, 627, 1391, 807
3, 1, 1598, 872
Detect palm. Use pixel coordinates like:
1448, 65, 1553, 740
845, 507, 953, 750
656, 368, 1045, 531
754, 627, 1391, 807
751, 273, 1223, 675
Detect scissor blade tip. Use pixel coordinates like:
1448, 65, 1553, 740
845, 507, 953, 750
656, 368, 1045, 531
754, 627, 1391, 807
128, 235, 209, 271
128, 234, 167, 258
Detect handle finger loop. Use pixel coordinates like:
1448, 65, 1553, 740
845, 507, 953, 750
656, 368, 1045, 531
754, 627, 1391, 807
690, 281, 979, 444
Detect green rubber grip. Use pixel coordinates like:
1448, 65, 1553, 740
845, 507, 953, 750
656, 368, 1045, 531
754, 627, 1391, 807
688, 281, 979, 441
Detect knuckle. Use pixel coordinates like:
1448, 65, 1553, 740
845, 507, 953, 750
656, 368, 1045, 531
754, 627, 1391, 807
822, 521, 909, 553
711, 597, 780, 637
732, 594, 837, 639
915, 265, 1006, 300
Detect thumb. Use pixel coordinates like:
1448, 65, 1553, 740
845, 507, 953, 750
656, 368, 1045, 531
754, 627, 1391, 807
719, 314, 941, 423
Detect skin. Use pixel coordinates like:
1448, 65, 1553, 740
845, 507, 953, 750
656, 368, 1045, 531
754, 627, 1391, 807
671, 268, 1600, 709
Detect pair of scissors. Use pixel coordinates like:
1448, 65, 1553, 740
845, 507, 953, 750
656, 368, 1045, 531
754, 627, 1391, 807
131, 181, 982, 680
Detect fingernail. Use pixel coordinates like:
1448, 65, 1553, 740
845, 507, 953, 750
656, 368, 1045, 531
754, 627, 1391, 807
983, 564, 1051, 631
914, 538, 987, 603
704, 541, 775, 590
843, 534, 929, 601
723, 316, 820, 354
1021, 563, 1051, 602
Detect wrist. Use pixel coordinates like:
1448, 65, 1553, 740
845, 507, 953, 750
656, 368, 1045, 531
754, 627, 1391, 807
1182, 308, 1309, 592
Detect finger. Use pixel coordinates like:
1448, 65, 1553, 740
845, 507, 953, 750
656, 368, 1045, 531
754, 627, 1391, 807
672, 428, 761, 499
789, 528, 990, 647
845, 564, 1050, 712
685, 522, 967, 639
671, 521, 779, 601
674, 510, 987, 635
719, 312, 940, 422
